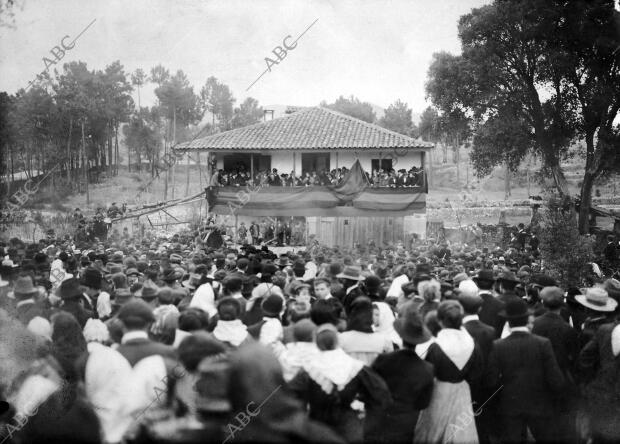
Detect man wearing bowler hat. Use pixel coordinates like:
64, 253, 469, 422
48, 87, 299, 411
496, 271, 523, 338
486, 298, 565, 443
474, 269, 505, 337
54, 277, 94, 328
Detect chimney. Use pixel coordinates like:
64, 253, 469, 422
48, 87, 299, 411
263, 109, 274, 121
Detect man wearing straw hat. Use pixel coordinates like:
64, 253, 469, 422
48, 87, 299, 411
575, 286, 618, 348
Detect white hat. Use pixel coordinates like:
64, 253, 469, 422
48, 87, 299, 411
575, 287, 618, 312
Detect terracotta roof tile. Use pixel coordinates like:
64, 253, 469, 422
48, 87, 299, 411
175, 107, 433, 151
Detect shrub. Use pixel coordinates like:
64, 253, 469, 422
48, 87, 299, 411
538, 196, 595, 288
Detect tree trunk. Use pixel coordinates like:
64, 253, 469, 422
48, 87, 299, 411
550, 163, 569, 195
504, 160, 511, 200
66, 118, 73, 180
577, 131, 599, 234
455, 135, 460, 186
82, 120, 89, 205
579, 171, 595, 234
163, 140, 168, 201
115, 123, 119, 176
108, 123, 113, 175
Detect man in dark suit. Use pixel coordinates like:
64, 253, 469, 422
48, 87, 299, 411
458, 280, 497, 444
13, 275, 49, 325
55, 278, 93, 329
460, 283, 496, 360
531, 286, 579, 442
532, 286, 579, 379
369, 302, 434, 443
474, 270, 505, 337
486, 298, 565, 443
116, 299, 177, 366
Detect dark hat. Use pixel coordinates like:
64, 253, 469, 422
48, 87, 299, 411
139, 283, 159, 301
169, 253, 183, 264
540, 286, 564, 309
81, 268, 102, 290
393, 301, 431, 345
162, 268, 183, 283
261, 261, 278, 277
499, 298, 531, 319
125, 268, 142, 277
113, 288, 134, 306
105, 263, 123, 275
497, 271, 520, 284
117, 299, 156, 324
328, 262, 343, 276
213, 269, 228, 282
365, 275, 382, 291
136, 261, 149, 273
416, 263, 432, 275
473, 269, 495, 283
13, 276, 39, 298
292, 260, 306, 275
275, 255, 292, 267
402, 281, 417, 297
182, 273, 203, 290
531, 274, 557, 288
261, 294, 284, 317
55, 278, 83, 300
110, 252, 124, 264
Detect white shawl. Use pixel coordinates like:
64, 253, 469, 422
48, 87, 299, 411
303, 348, 364, 394
213, 319, 248, 347
435, 328, 475, 370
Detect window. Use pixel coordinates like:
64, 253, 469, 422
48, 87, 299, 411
371, 158, 393, 172
301, 153, 330, 174
223, 154, 270, 172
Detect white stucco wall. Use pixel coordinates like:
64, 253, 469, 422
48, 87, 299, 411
213, 150, 425, 173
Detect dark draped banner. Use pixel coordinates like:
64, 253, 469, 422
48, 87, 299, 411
205, 160, 426, 216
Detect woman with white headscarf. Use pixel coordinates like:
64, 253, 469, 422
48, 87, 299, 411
372, 301, 402, 349
189, 278, 217, 318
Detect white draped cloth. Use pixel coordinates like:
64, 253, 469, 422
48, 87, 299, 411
85, 342, 134, 443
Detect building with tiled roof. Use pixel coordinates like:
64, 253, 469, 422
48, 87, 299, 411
176, 106, 433, 151
174, 107, 434, 245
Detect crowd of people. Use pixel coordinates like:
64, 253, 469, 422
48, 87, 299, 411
210, 165, 425, 188
203, 217, 307, 247
0, 228, 619, 444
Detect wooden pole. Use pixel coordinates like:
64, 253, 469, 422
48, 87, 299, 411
251, 154, 254, 184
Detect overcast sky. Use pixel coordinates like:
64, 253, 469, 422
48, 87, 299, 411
0, 0, 490, 113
